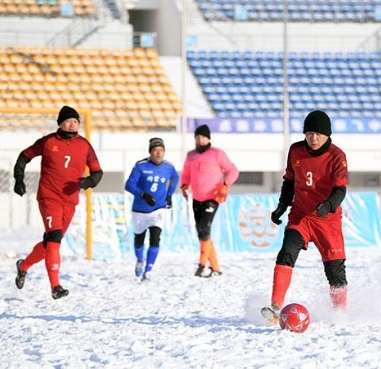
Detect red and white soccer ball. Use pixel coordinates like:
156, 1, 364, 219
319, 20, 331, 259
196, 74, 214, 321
279, 303, 310, 333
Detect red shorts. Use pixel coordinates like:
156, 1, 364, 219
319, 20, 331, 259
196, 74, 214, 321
286, 212, 346, 262
38, 198, 76, 234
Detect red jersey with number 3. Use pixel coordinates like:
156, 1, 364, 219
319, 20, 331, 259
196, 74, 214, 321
22, 131, 102, 205
285, 140, 348, 218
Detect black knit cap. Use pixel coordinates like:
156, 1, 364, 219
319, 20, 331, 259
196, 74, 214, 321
149, 137, 165, 152
57, 105, 80, 125
194, 124, 211, 139
303, 110, 332, 136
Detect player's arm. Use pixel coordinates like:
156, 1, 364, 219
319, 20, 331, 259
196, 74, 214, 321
179, 157, 191, 200
317, 152, 347, 216
279, 177, 295, 206
218, 149, 239, 186
125, 165, 143, 197
13, 153, 31, 197
79, 169, 103, 190
165, 166, 180, 208
271, 178, 295, 225
168, 166, 180, 196
272, 147, 296, 223
316, 186, 346, 216
79, 143, 103, 190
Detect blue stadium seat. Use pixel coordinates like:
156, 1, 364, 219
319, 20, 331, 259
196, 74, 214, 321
191, 50, 381, 119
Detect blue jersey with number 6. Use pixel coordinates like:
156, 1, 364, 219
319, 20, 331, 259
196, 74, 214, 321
125, 158, 179, 213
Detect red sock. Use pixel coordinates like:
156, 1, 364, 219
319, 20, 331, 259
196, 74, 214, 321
22, 241, 46, 271
271, 264, 293, 309
330, 286, 347, 308
45, 241, 61, 289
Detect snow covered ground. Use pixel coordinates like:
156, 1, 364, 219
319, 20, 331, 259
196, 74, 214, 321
1, 244, 381, 369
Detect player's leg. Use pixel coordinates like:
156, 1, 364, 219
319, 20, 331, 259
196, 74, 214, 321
20, 236, 47, 270
44, 229, 68, 299
262, 229, 305, 322
193, 200, 219, 277
42, 200, 73, 299
131, 211, 149, 277
206, 240, 222, 277
193, 200, 209, 276
272, 229, 305, 308
15, 236, 47, 289
324, 259, 347, 308
141, 226, 162, 281
315, 219, 347, 308
134, 231, 146, 277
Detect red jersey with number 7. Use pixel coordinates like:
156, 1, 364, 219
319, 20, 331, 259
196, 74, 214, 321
22, 131, 102, 205
284, 140, 348, 217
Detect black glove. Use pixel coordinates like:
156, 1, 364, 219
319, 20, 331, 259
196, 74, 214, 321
141, 192, 156, 206
14, 179, 26, 197
166, 195, 172, 209
316, 201, 332, 217
79, 177, 94, 190
271, 203, 288, 225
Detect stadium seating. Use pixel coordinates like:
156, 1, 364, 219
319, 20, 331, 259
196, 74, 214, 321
188, 49, 381, 118
0, 0, 96, 18
0, 46, 181, 131
194, 0, 381, 22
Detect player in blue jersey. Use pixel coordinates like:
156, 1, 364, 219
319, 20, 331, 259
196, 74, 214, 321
125, 137, 179, 281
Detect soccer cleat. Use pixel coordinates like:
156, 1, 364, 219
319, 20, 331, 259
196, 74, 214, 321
52, 285, 69, 300
261, 305, 281, 325
194, 264, 205, 277
205, 268, 222, 278
135, 261, 144, 277
141, 271, 151, 281
15, 259, 27, 289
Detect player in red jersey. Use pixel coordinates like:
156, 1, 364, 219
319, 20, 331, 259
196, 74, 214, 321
13, 106, 103, 299
262, 110, 348, 323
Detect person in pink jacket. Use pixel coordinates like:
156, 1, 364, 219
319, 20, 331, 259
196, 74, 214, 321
180, 124, 239, 277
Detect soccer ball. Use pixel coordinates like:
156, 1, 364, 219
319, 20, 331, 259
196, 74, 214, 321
279, 303, 310, 333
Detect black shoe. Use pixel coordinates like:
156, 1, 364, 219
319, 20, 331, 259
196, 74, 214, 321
52, 285, 69, 300
205, 267, 222, 278
15, 259, 27, 289
195, 264, 205, 277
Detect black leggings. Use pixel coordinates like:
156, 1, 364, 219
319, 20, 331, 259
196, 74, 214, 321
134, 226, 162, 247
192, 199, 219, 241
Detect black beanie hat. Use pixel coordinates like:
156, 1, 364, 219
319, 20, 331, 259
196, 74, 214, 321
303, 110, 332, 136
194, 124, 211, 139
149, 137, 165, 152
57, 106, 80, 125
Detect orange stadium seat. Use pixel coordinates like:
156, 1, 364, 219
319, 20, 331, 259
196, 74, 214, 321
0, 0, 96, 17
0, 46, 181, 131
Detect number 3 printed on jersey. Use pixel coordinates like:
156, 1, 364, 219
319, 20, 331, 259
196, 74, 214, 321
306, 171, 313, 186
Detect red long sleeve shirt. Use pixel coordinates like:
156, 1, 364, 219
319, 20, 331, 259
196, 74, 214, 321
22, 131, 102, 205
285, 141, 348, 218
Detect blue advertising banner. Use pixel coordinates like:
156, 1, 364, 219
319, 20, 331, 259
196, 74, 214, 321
188, 118, 381, 134
63, 192, 381, 259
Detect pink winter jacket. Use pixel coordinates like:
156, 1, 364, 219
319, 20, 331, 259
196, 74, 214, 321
180, 146, 239, 202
